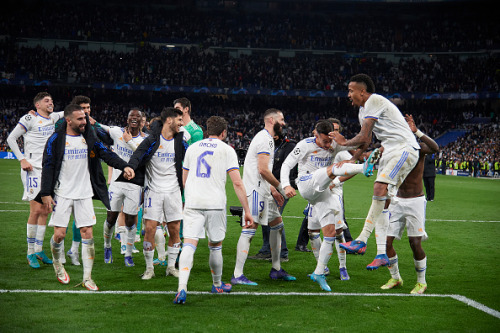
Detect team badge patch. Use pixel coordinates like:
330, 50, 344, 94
293, 147, 300, 155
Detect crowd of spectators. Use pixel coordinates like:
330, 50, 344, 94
2, 43, 498, 94
1, 87, 497, 156
438, 123, 499, 177
1, 1, 498, 52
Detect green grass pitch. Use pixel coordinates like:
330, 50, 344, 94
0, 159, 499, 332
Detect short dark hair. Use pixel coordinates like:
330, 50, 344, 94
128, 108, 142, 116
64, 104, 84, 118
315, 120, 334, 136
206, 116, 228, 136
33, 92, 51, 106
328, 117, 343, 132
350, 74, 375, 93
160, 107, 183, 123
263, 108, 282, 121
71, 95, 91, 106
173, 97, 192, 115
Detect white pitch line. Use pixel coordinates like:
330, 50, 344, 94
0, 289, 498, 319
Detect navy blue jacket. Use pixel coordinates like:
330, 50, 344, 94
36, 115, 129, 210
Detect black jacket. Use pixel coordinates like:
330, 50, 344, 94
423, 154, 436, 178
35, 115, 129, 210
273, 137, 298, 189
116, 120, 187, 192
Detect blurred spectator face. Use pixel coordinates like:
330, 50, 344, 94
36, 96, 54, 114
347, 81, 367, 108
79, 103, 91, 115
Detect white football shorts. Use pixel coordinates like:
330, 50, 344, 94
143, 188, 182, 223
48, 196, 96, 228
388, 195, 427, 240
182, 208, 227, 242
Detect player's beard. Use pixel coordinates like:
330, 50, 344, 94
273, 122, 283, 137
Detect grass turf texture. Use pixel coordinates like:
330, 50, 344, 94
0, 159, 499, 332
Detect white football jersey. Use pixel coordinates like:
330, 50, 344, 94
280, 136, 350, 188
105, 126, 146, 186
54, 134, 93, 199
243, 129, 274, 196
14, 111, 64, 168
183, 138, 239, 210
359, 94, 419, 151
146, 135, 179, 193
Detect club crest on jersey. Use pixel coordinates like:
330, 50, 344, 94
25, 115, 32, 121
293, 147, 300, 155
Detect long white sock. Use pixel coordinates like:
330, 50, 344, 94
388, 255, 401, 280
357, 197, 386, 244
415, 257, 427, 284
27, 224, 37, 255
309, 232, 322, 261
335, 232, 346, 269
375, 210, 390, 255
125, 225, 136, 257
233, 229, 255, 278
155, 226, 166, 261
143, 241, 154, 270
81, 238, 95, 281
270, 223, 283, 270
331, 163, 364, 176
167, 243, 181, 269
50, 236, 62, 263
118, 226, 126, 250
103, 220, 114, 248
70, 241, 80, 254
59, 239, 65, 263
314, 237, 335, 275
34, 225, 46, 253
178, 243, 196, 292
209, 245, 223, 286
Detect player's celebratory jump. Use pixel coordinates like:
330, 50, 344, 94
280, 120, 378, 291
334, 74, 420, 270
173, 116, 253, 304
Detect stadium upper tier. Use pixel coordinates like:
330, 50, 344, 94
1, 1, 498, 53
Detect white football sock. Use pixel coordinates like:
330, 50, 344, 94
388, 255, 401, 280
209, 245, 223, 286
125, 225, 136, 257
178, 243, 196, 292
309, 232, 322, 261
155, 226, 166, 261
81, 238, 95, 281
415, 257, 427, 284
103, 220, 114, 248
167, 243, 181, 268
50, 236, 62, 262
27, 224, 37, 255
357, 197, 385, 244
270, 223, 283, 270
34, 224, 46, 253
314, 237, 335, 275
335, 232, 346, 269
375, 210, 390, 255
233, 228, 255, 278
